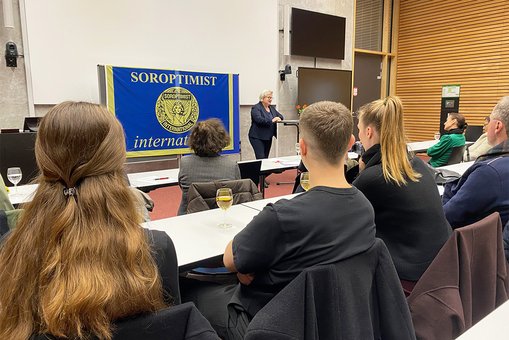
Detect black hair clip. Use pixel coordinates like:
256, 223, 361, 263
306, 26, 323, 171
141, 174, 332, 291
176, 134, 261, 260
63, 187, 77, 197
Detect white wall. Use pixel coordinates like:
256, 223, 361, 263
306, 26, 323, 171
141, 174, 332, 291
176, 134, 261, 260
1, 0, 354, 160
22, 0, 278, 106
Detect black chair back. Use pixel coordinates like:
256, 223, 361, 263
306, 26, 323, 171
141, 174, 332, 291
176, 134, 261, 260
31, 302, 218, 340
238, 160, 262, 187
446, 145, 466, 165
465, 125, 483, 142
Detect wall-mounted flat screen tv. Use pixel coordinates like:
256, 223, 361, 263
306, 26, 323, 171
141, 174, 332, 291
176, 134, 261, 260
291, 8, 346, 60
297, 67, 352, 109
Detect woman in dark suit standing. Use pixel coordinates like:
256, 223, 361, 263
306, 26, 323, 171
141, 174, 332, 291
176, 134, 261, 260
248, 90, 284, 159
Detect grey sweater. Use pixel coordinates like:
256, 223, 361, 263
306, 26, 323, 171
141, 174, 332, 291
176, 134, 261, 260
178, 154, 240, 215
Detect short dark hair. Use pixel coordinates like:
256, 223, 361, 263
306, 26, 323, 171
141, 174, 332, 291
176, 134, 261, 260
188, 119, 230, 156
299, 101, 352, 165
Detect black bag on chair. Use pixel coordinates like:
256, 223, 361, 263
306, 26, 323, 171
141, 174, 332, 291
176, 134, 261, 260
424, 163, 461, 185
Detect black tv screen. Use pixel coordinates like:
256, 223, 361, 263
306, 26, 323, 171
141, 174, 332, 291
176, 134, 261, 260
291, 8, 346, 60
298, 67, 352, 109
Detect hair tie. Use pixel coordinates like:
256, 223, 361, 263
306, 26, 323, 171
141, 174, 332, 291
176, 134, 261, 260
383, 98, 388, 105
63, 187, 77, 197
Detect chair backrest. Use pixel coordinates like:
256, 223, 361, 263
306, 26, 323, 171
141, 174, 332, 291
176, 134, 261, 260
464, 125, 483, 142
408, 212, 509, 340
244, 239, 416, 340
187, 179, 262, 214
30, 302, 218, 340
446, 145, 466, 165
238, 160, 262, 187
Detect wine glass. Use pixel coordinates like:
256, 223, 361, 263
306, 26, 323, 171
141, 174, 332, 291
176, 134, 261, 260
434, 132, 441, 140
295, 142, 301, 155
7, 167, 22, 195
300, 172, 310, 191
216, 188, 233, 229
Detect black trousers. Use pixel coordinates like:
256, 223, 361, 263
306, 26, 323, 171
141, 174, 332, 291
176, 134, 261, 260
180, 277, 237, 339
249, 137, 272, 159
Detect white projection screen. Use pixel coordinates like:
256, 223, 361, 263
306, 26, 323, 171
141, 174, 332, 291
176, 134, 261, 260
21, 0, 278, 105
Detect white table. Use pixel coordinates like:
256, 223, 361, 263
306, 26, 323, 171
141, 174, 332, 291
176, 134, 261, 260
261, 155, 301, 172
127, 168, 179, 191
260, 153, 358, 173
143, 204, 260, 270
9, 168, 181, 205
437, 161, 474, 176
456, 300, 509, 339
407, 140, 474, 154
242, 194, 300, 211
8, 184, 38, 205
407, 140, 439, 153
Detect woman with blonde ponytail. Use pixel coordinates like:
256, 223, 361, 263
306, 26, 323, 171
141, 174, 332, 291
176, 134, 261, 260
353, 96, 451, 286
0, 102, 181, 339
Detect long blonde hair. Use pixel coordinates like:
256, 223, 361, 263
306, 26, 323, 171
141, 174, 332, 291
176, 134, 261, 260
0, 102, 166, 339
358, 96, 420, 185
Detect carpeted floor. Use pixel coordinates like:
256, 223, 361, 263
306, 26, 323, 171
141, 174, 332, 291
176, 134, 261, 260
148, 169, 298, 221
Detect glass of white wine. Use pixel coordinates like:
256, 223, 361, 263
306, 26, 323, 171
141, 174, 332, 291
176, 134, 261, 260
7, 167, 22, 195
216, 188, 233, 229
300, 172, 310, 191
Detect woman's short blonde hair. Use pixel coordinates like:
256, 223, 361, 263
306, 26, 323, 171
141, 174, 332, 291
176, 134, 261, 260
259, 89, 273, 101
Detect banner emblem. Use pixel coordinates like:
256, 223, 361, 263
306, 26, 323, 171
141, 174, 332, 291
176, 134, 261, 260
155, 87, 199, 133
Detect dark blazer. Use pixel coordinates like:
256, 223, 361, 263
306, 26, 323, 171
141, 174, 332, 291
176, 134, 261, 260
408, 212, 509, 340
248, 102, 284, 140
243, 239, 416, 340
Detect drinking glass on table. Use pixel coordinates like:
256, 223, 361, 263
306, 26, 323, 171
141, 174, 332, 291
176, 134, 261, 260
434, 132, 441, 140
7, 167, 22, 195
216, 188, 233, 229
300, 172, 310, 191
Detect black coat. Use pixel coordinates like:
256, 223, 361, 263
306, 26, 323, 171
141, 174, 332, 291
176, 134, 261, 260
244, 239, 416, 340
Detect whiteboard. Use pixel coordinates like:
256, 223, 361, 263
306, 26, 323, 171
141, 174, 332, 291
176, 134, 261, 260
22, 0, 278, 105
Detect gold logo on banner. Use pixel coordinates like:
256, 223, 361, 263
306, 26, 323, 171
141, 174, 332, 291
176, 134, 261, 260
155, 87, 199, 133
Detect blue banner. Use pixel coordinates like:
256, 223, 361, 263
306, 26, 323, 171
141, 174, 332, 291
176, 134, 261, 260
105, 65, 239, 157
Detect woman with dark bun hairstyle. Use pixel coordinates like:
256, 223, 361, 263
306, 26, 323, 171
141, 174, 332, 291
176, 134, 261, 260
427, 112, 467, 167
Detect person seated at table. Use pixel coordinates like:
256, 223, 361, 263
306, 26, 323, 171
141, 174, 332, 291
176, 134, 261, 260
443, 96, 509, 229
180, 101, 377, 338
427, 112, 467, 167
0, 102, 182, 339
178, 118, 240, 215
464, 116, 492, 161
353, 96, 451, 286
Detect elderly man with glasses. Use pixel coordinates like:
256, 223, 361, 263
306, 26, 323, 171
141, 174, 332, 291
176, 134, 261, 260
442, 96, 509, 229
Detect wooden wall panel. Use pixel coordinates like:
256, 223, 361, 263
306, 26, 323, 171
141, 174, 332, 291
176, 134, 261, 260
396, 0, 509, 141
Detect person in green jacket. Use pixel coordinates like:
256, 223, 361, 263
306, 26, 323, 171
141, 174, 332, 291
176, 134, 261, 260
427, 112, 467, 167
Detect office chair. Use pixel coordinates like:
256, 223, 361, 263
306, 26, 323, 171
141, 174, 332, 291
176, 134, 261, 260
408, 213, 509, 340
186, 179, 262, 214
30, 302, 218, 340
445, 145, 466, 165
464, 125, 483, 142
238, 160, 262, 187
243, 239, 415, 340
